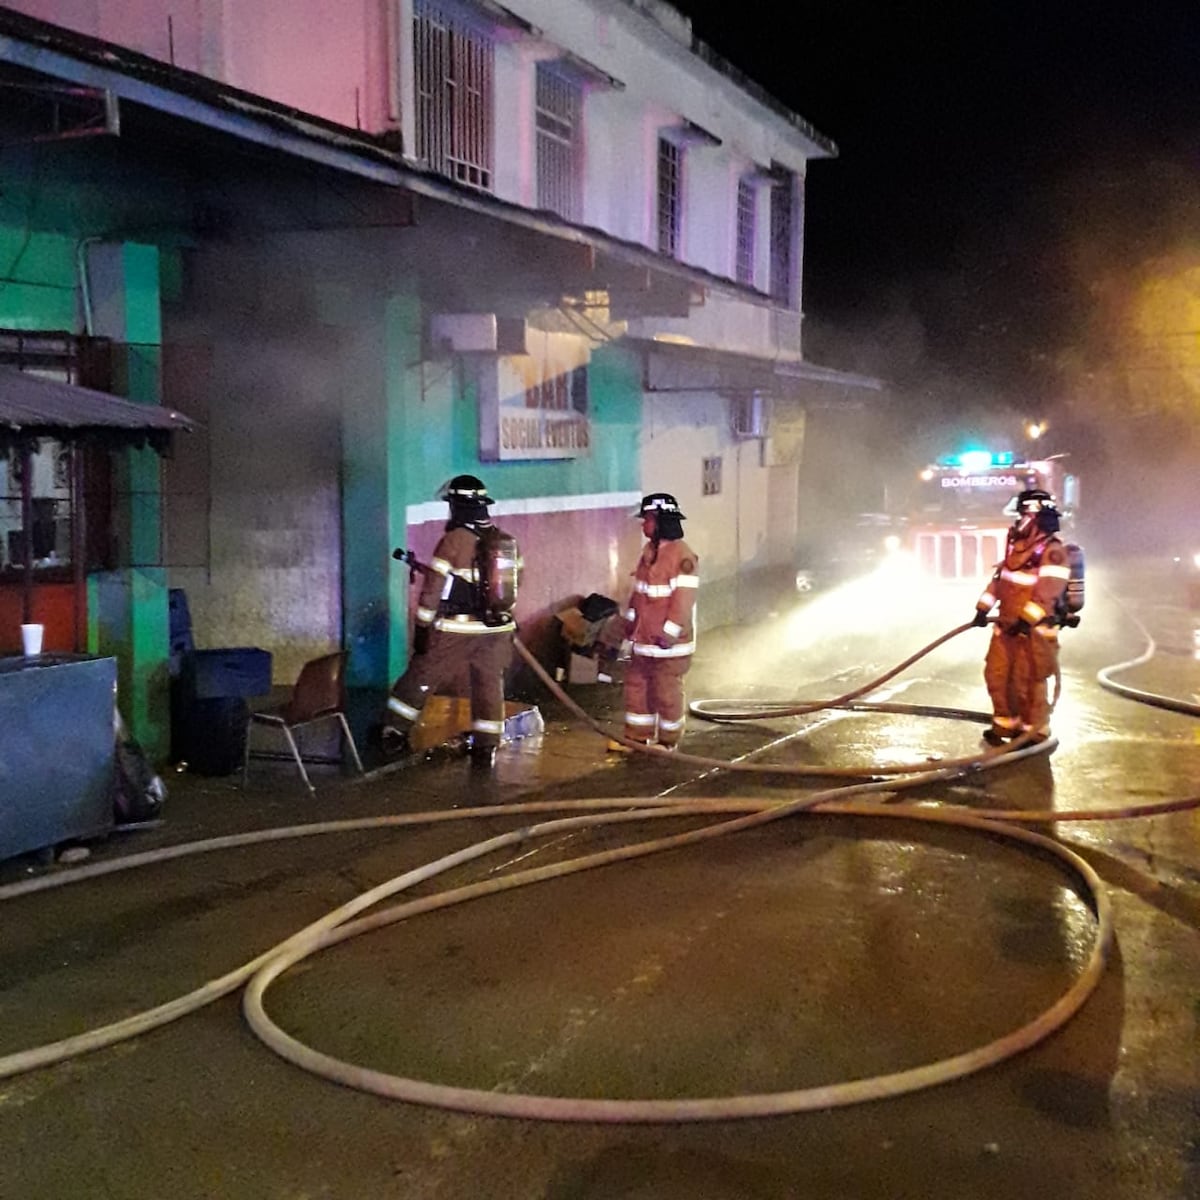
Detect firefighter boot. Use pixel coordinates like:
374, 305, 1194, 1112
982, 728, 1007, 747
379, 726, 412, 760
470, 742, 498, 770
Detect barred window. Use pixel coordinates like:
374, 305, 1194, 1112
769, 167, 796, 307
536, 64, 582, 221
414, 0, 494, 191
735, 178, 757, 286
0, 331, 116, 581
657, 136, 682, 258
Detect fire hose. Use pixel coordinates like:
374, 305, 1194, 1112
1, 621, 1197, 1124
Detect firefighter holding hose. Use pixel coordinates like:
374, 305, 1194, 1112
380, 475, 520, 770
972, 488, 1071, 745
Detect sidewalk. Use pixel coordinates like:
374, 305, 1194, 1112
0, 590, 836, 884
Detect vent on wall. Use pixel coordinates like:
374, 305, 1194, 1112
429, 313, 528, 355
730, 391, 770, 439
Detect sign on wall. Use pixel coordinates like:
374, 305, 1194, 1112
478, 331, 592, 461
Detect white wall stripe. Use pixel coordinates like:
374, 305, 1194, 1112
406, 490, 642, 525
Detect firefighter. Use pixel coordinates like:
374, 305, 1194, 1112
971, 488, 1070, 745
609, 492, 700, 752
381, 475, 520, 770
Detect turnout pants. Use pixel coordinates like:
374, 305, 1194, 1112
386, 629, 512, 749
983, 627, 1059, 738
623, 654, 692, 747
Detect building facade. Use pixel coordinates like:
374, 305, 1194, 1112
0, 0, 878, 754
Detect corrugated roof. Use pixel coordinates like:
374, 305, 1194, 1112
0, 367, 194, 449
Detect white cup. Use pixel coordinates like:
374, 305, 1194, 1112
21, 623, 44, 657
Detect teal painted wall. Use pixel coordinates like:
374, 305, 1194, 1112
90, 243, 169, 760
1, 142, 185, 760
341, 309, 644, 690
342, 286, 420, 688
400, 341, 643, 506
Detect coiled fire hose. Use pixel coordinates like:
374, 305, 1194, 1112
1, 621, 1197, 1124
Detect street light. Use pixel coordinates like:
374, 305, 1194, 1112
1026, 420, 1047, 441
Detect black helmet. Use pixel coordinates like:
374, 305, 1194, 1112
1014, 488, 1060, 534
636, 492, 686, 520
441, 475, 494, 506
1015, 488, 1054, 513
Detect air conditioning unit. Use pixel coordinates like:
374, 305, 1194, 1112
429, 313, 528, 355
730, 391, 770, 439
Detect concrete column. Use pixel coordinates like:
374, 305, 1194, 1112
341, 287, 420, 690
85, 242, 170, 761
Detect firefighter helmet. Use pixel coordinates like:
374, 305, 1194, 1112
636, 492, 686, 520
1014, 488, 1060, 535
441, 475, 494, 506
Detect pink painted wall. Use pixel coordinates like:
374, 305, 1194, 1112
222, 0, 390, 133
405, 504, 642, 678
9, 0, 392, 134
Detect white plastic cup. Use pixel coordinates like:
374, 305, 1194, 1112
21, 623, 44, 657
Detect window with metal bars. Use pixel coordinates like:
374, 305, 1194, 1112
657, 136, 682, 258
0, 331, 115, 580
735, 178, 757, 286
769, 167, 796, 307
414, 0, 494, 191
536, 64, 582, 221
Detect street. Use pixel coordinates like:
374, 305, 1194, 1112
2, 555, 1198, 1200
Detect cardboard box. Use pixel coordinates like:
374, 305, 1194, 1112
555, 606, 595, 649
565, 651, 615, 685
594, 612, 628, 657
567, 651, 599, 684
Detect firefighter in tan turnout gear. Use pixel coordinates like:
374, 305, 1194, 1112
972, 488, 1070, 745
381, 476, 520, 770
610, 492, 699, 752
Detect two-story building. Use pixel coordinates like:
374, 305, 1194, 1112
0, 0, 878, 756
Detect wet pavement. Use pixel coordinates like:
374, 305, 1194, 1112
1, 557, 1198, 1199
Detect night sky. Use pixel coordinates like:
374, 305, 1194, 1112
673, 1, 1200, 406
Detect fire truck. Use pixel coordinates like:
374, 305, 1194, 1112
906, 450, 1079, 582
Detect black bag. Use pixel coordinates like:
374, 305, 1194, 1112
114, 713, 167, 824
580, 592, 619, 623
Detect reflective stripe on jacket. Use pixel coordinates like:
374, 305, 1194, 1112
416, 526, 516, 635
976, 533, 1068, 631
626, 538, 699, 658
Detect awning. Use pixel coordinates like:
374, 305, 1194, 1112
0, 366, 194, 451
634, 338, 884, 401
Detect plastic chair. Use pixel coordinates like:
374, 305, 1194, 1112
242, 652, 364, 793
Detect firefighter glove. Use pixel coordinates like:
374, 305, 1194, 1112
655, 634, 676, 649
1011, 619, 1032, 637
971, 610, 989, 628
412, 624, 431, 656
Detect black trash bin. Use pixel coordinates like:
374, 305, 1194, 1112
177, 649, 273, 776
168, 590, 272, 776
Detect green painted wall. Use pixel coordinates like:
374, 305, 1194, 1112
401, 341, 643, 506
1, 141, 184, 760
342, 285, 420, 688
340, 301, 644, 690
88, 243, 170, 761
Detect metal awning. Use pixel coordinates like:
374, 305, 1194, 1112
634, 338, 884, 400
0, 367, 194, 451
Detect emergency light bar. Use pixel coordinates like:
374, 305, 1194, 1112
935, 450, 1015, 469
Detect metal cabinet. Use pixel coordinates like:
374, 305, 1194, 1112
0, 654, 116, 861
